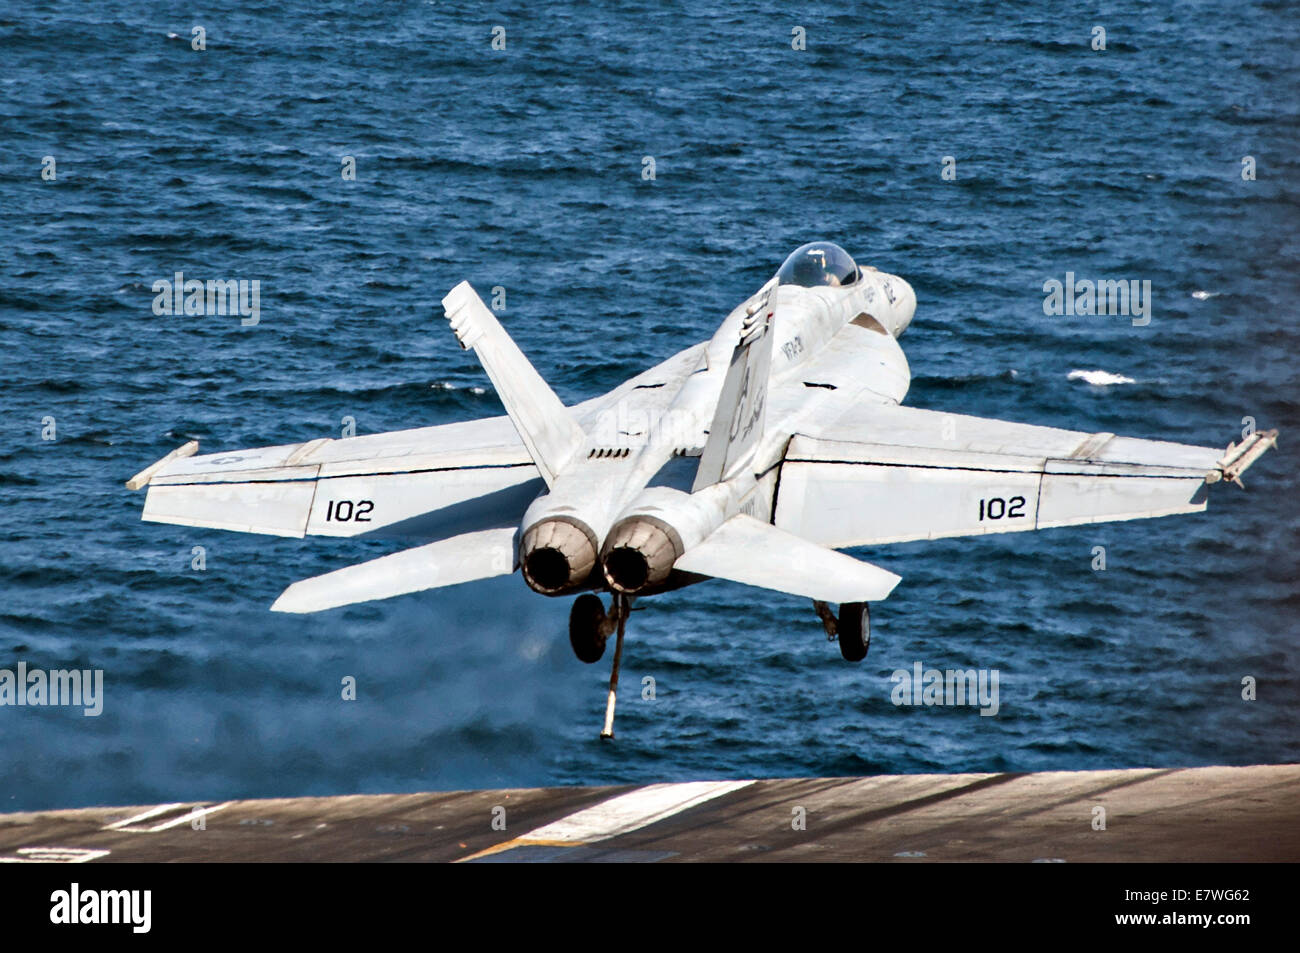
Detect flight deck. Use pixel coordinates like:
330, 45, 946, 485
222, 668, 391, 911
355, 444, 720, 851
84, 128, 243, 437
1, 763, 1295, 863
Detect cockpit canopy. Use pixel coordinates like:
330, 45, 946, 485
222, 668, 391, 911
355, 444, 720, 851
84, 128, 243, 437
776, 241, 859, 288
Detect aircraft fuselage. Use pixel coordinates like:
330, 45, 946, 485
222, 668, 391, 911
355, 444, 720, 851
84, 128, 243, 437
518, 260, 917, 598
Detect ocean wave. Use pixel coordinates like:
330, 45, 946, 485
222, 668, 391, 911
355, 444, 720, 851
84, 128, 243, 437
1067, 369, 1136, 386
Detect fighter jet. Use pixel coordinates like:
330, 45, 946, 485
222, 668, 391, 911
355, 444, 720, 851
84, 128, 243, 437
128, 241, 1277, 735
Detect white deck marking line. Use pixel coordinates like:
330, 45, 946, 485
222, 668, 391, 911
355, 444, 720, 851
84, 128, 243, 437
103, 801, 233, 833
102, 803, 185, 830
459, 780, 755, 861
0, 847, 111, 863
141, 802, 233, 832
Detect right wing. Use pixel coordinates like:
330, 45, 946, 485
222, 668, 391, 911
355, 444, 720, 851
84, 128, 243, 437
774, 403, 1277, 548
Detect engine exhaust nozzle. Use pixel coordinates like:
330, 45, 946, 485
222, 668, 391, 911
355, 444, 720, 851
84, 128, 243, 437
520, 517, 599, 595
601, 516, 683, 594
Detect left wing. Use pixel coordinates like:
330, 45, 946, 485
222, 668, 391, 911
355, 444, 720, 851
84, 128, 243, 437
129, 340, 712, 542
134, 415, 539, 540
774, 404, 1277, 548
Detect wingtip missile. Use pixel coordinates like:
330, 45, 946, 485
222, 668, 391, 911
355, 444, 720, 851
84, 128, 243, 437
125, 439, 199, 490
1208, 428, 1278, 488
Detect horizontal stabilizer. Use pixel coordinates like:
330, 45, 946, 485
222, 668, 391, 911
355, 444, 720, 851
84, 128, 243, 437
270, 527, 518, 613
674, 514, 900, 603
442, 281, 585, 487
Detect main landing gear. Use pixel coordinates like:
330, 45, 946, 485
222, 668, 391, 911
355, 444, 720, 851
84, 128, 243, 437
569, 592, 632, 740
569, 595, 870, 738
813, 600, 871, 661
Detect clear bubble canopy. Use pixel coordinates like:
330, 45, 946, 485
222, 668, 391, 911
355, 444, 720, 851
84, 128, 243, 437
776, 241, 859, 288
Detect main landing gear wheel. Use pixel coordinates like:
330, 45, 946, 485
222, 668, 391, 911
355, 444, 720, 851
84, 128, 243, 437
837, 602, 870, 662
569, 594, 609, 663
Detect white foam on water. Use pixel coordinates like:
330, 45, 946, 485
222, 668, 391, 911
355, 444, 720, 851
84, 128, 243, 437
1068, 369, 1136, 386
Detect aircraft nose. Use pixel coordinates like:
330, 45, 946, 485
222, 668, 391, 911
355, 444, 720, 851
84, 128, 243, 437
890, 275, 917, 336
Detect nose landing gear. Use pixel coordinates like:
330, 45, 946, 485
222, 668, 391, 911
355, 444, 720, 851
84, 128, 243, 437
568, 593, 632, 739
568, 593, 616, 663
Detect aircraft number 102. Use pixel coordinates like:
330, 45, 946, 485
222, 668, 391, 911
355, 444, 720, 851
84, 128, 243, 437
325, 499, 374, 522
978, 495, 1026, 521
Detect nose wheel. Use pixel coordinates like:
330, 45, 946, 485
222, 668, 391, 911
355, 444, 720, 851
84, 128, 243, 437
569, 593, 632, 739
814, 600, 871, 661
568, 594, 614, 663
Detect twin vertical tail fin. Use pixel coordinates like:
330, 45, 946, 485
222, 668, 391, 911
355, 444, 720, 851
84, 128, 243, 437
692, 277, 779, 492
441, 281, 585, 487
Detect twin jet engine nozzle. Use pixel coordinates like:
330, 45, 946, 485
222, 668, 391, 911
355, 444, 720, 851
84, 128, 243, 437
520, 492, 720, 598
599, 486, 733, 595
519, 517, 600, 595
600, 516, 684, 594
519, 512, 692, 597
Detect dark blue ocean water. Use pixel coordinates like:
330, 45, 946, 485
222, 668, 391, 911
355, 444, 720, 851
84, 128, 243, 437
1, 1, 1296, 812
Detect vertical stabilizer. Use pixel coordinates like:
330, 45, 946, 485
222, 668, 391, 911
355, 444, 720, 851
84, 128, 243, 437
441, 281, 585, 487
692, 277, 779, 491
